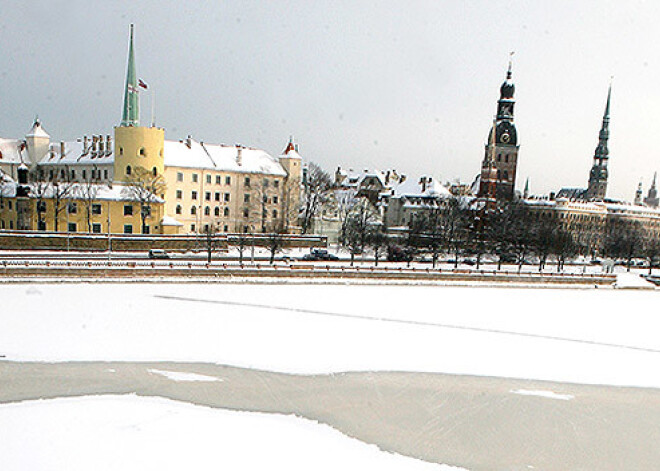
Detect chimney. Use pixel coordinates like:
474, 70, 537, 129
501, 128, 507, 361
83, 135, 89, 154
237, 147, 243, 166
186, 135, 192, 148
106, 135, 112, 155
385, 170, 390, 185
419, 176, 427, 192
99, 136, 105, 154
60, 141, 65, 160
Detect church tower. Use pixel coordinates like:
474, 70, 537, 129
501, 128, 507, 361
645, 172, 659, 208
478, 55, 519, 201
586, 85, 611, 201
113, 24, 164, 184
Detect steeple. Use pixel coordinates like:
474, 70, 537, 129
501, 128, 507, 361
586, 83, 612, 200
523, 177, 529, 199
645, 171, 659, 208
634, 179, 643, 206
121, 24, 139, 127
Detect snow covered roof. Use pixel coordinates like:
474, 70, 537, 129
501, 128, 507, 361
389, 175, 451, 199
161, 216, 184, 226
0, 138, 27, 164
26, 120, 50, 139
165, 138, 287, 176
42, 139, 114, 166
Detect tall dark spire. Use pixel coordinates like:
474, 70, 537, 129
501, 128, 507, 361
587, 83, 612, 200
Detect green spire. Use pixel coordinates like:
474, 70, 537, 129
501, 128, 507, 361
121, 24, 139, 126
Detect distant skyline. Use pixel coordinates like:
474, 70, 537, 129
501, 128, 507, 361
1, 1, 659, 201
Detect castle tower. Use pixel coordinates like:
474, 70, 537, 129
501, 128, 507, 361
114, 25, 164, 183
586, 85, 611, 201
278, 137, 302, 232
645, 172, 659, 208
25, 117, 50, 166
478, 55, 519, 201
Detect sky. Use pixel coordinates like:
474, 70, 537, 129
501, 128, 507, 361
1, 0, 659, 201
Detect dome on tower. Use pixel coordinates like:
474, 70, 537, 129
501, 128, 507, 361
500, 77, 515, 99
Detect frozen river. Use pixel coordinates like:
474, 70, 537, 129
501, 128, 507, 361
1, 281, 659, 470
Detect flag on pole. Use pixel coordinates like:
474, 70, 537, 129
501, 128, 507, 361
138, 79, 148, 90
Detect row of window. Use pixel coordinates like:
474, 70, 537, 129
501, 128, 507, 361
41, 168, 110, 182
118, 147, 163, 158
174, 190, 280, 205
175, 172, 280, 189
126, 166, 158, 177
174, 205, 279, 219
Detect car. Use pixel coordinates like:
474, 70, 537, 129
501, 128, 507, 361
148, 249, 170, 259
302, 249, 339, 261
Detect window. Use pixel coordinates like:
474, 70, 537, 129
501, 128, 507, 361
223, 225, 228, 232
8, 201, 12, 210
68, 202, 78, 214
126, 165, 131, 176
497, 154, 501, 162
192, 191, 198, 200
92, 204, 102, 215
104, 170, 108, 179
92, 223, 102, 233
68, 223, 77, 232
61, 169, 66, 179
176, 190, 182, 199
224, 193, 230, 202
272, 209, 278, 218
191, 206, 197, 215
191, 224, 196, 232
205, 192, 211, 201
214, 192, 220, 201
9, 221, 13, 229
143, 225, 150, 235
273, 196, 278, 204
71, 170, 76, 179
91, 169, 96, 179
123, 224, 133, 234
82, 170, 87, 180
225, 176, 231, 185
216, 175, 222, 185
505, 155, 509, 163
139, 147, 146, 156
38, 220, 46, 231
214, 207, 220, 216
244, 177, 251, 187
177, 172, 183, 182
244, 194, 250, 203
263, 179, 269, 187
176, 205, 182, 215
204, 224, 209, 233
124, 205, 133, 216
224, 208, 230, 217
204, 206, 210, 216
119, 147, 123, 156
153, 167, 157, 177
274, 180, 279, 188
243, 209, 249, 218
192, 173, 198, 183
206, 175, 212, 184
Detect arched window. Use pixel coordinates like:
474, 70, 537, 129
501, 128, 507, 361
204, 206, 210, 216
126, 165, 132, 176
224, 207, 229, 217
176, 205, 182, 215
191, 206, 197, 215
503, 170, 509, 181
214, 207, 220, 216
496, 169, 501, 180
139, 147, 146, 157
152, 167, 157, 177
272, 209, 278, 219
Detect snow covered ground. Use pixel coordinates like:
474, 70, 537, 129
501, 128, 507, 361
1, 282, 658, 387
0, 395, 460, 471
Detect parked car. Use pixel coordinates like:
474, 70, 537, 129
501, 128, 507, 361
148, 249, 170, 259
302, 249, 339, 261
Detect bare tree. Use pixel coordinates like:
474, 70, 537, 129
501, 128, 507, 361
300, 162, 333, 234
77, 179, 101, 233
367, 223, 388, 266
604, 219, 645, 272
341, 198, 379, 266
122, 166, 166, 234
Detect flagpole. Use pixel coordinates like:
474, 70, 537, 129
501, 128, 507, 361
151, 89, 155, 127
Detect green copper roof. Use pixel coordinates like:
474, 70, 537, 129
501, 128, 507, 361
121, 24, 139, 126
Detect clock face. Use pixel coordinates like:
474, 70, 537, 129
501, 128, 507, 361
501, 133, 510, 143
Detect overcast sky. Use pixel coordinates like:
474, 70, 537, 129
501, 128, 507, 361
1, 1, 659, 200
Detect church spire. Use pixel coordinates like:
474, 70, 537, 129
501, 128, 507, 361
586, 83, 612, 200
121, 24, 139, 127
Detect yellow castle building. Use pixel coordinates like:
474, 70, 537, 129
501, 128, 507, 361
0, 25, 302, 235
